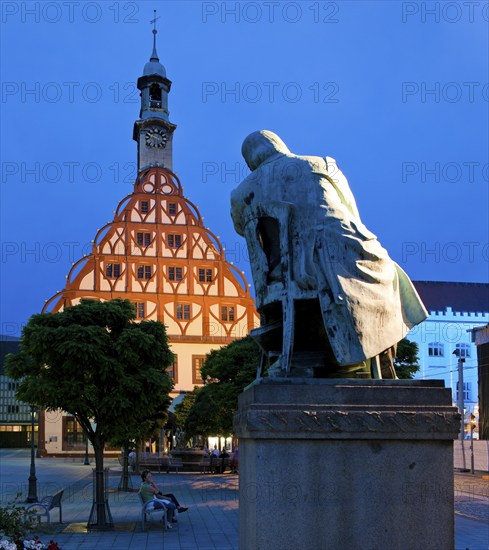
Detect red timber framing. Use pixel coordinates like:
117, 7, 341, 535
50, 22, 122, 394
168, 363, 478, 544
43, 167, 259, 393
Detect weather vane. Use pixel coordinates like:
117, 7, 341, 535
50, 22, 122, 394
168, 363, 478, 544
150, 10, 160, 33
149, 9, 160, 60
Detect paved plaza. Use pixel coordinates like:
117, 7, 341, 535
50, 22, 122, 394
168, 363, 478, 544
0, 449, 487, 550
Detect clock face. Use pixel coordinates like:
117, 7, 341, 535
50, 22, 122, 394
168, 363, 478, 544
145, 127, 168, 148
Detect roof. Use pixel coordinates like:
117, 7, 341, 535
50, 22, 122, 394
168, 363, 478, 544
412, 281, 489, 314
472, 324, 489, 346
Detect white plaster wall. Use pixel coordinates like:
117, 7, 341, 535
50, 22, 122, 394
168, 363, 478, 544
408, 307, 489, 412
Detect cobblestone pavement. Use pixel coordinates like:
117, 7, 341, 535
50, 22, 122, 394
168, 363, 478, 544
455, 471, 489, 525
1, 450, 487, 549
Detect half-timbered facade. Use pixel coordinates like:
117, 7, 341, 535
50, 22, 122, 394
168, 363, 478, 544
43, 166, 258, 392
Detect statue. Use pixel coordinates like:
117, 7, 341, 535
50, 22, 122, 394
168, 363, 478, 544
231, 130, 428, 379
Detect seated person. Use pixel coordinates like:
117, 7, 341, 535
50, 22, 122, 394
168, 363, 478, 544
139, 469, 188, 528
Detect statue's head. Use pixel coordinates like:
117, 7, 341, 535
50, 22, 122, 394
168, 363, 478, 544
242, 130, 290, 170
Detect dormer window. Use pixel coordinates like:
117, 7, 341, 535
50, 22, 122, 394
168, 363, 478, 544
149, 84, 162, 108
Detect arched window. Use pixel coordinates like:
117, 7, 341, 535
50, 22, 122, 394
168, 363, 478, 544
149, 84, 162, 108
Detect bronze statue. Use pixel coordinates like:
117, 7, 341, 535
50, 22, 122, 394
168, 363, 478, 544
231, 130, 427, 379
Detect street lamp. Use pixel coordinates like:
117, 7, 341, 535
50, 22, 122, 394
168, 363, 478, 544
26, 405, 38, 503
452, 349, 465, 440
84, 433, 90, 465
470, 414, 476, 475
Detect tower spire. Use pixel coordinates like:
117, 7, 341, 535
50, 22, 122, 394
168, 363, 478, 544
134, 12, 175, 172
150, 10, 160, 62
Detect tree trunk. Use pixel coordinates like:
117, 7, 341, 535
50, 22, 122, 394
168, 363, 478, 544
118, 448, 130, 492
87, 442, 114, 530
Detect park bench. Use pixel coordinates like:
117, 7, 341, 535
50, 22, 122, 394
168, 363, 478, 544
206, 455, 231, 474
25, 489, 64, 523
200, 456, 211, 473
166, 457, 183, 473
138, 455, 166, 473
138, 493, 167, 531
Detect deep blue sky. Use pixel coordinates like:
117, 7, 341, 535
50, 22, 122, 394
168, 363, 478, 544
1, 1, 488, 336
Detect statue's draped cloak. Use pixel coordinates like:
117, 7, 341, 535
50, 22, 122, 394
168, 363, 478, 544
231, 143, 427, 366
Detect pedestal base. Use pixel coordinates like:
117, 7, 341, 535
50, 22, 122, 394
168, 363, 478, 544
234, 379, 460, 550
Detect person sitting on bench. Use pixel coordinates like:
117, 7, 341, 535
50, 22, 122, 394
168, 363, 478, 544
139, 470, 188, 527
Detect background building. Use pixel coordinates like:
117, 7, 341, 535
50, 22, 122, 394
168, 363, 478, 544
409, 282, 489, 429
473, 324, 489, 440
0, 336, 35, 448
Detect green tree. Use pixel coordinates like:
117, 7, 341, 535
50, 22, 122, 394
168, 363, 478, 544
110, 396, 172, 491
173, 387, 201, 438
6, 299, 173, 529
184, 336, 262, 438
394, 338, 421, 379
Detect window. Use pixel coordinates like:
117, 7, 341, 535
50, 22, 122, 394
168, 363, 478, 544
192, 355, 205, 385
137, 232, 151, 247
428, 343, 444, 357
176, 304, 191, 320
198, 268, 213, 283
168, 203, 177, 215
140, 201, 149, 213
137, 265, 152, 279
149, 84, 162, 108
456, 382, 471, 402
455, 343, 471, 359
136, 303, 145, 319
167, 356, 178, 383
168, 267, 183, 281
168, 234, 182, 249
7, 405, 19, 414
221, 306, 235, 322
106, 263, 121, 278
63, 416, 86, 450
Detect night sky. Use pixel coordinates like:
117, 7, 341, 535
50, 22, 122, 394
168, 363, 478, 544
1, 0, 488, 336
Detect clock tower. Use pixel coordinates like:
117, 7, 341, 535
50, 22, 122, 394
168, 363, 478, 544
133, 19, 176, 172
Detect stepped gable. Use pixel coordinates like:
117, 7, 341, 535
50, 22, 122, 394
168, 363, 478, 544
43, 166, 257, 342
412, 281, 489, 313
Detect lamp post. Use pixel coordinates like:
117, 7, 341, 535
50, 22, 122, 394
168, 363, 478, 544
26, 405, 38, 503
453, 350, 465, 440
84, 433, 90, 465
470, 414, 476, 475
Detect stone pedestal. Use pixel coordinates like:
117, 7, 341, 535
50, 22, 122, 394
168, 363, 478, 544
234, 379, 460, 550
